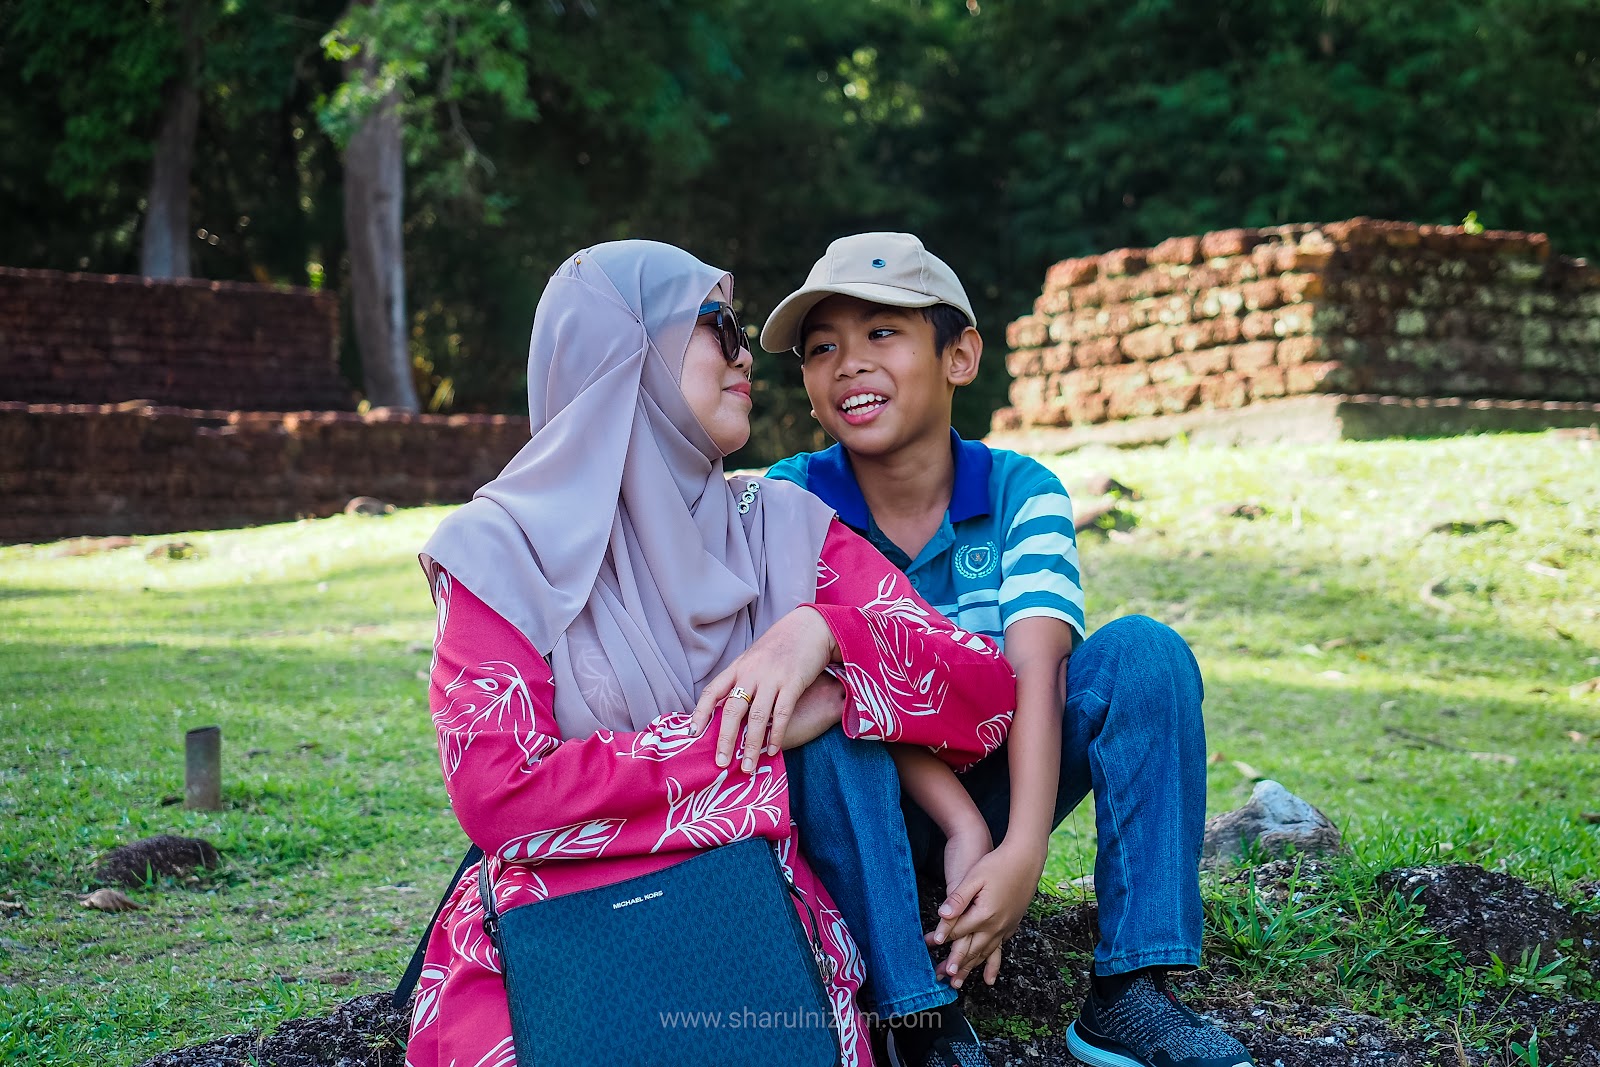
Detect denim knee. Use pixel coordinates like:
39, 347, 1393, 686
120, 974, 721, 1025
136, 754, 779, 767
1074, 615, 1205, 720
786, 724, 900, 812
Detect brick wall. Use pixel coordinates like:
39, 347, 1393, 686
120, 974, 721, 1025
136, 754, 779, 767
994, 218, 1600, 432
0, 267, 353, 411
0, 402, 529, 542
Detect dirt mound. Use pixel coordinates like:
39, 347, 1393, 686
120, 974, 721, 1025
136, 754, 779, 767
96, 835, 221, 887
1377, 864, 1600, 970
136, 863, 1600, 1067
136, 993, 407, 1067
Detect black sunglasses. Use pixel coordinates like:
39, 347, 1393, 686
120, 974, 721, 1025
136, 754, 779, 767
697, 301, 750, 363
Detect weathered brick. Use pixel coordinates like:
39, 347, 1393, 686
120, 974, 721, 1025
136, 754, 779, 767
1075, 337, 1123, 367
1240, 280, 1282, 311
1279, 272, 1324, 302
1046, 258, 1099, 290
1200, 373, 1249, 409
1182, 349, 1232, 376
1147, 356, 1191, 384
1275, 337, 1326, 366
1249, 367, 1288, 399
1100, 365, 1151, 394
0, 268, 348, 411
1159, 382, 1201, 414
1006, 349, 1044, 378
1008, 376, 1045, 409
1006, 316, 1050, 350
1285, 361, 1352, 394
1148, 236, 1201, 265
1068, 393, 1108, 424
1058, 368, 1103, 395
0, 403, 525, 540
1200, 228, 1262, 259
1041, 344, 1076, 373
1241, 311, 1279, 341
1107, 387, 1164, 420
1101, 249, 1148, 277
1121, 325, 1176, 362
1229, 341, 1279, 373
1034, 288, 1073, 316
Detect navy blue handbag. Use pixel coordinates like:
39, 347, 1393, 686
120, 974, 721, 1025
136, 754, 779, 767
477, 837, 843, 1067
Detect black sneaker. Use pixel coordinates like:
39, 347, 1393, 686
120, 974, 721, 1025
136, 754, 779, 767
1066, 973, 1253, 1067
885, 1009, 992, 1067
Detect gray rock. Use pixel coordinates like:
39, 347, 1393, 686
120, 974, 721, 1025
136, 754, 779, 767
1202, 780, 1343, 868
344, 496, 395, 517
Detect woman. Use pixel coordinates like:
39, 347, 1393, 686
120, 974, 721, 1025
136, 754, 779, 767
407, 240, 1016, 1067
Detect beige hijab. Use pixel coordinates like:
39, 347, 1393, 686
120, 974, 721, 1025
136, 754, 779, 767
421, 241, 835, 739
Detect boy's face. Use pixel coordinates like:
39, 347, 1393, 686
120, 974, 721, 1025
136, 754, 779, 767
798, 294, 977, 458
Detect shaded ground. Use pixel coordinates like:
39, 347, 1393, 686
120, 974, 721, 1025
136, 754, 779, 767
137, 862, 1600, 1067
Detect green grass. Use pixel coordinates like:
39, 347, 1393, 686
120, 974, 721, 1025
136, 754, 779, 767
2, 433, 1598, 1064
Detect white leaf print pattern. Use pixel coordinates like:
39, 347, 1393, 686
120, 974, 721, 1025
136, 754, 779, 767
818, 902, 866, 1067
816, 557, 840, 591
835, 610, 948, 741
863, 573, 932, 627
498, 817, 625, 863
436, 660, 554, 776
570, 639, 627, 721
626, 713, 700, 762
470, 1035, 518, 1067
654, 766, 787, 851
448, 865, 527, 976
410, 963, 447, 1032
430, 569, 451, 677
976, 712, 1012, 754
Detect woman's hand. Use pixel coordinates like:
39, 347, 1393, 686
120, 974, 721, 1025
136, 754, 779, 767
691, 606, 839, 773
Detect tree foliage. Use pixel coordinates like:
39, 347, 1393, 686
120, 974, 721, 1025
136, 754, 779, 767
3, 0, 1597, 461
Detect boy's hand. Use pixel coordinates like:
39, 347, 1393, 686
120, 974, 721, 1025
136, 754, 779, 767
927, 838, 1047, 988
931, 818, 993, 988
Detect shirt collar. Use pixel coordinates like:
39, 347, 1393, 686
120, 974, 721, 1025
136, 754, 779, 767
807, 429, 992, 530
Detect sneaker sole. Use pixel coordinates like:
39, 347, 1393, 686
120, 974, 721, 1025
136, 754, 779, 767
1065, 1021, 1149, 1067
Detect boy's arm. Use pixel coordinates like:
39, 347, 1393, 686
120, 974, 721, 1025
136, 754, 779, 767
892, 744, 988, 844
999, 615, 1076, 856
929, 617, 1074, 988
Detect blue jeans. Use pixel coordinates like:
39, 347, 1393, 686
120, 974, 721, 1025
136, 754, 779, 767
786, 615, 1207, 1014
785, 723, 956, 1018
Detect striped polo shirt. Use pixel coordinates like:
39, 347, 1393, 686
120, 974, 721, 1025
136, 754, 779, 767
765, 431, 1085, 648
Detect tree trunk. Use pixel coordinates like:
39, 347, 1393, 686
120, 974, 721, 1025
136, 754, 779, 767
139, 6, 200, 279
343, 45, 418, 412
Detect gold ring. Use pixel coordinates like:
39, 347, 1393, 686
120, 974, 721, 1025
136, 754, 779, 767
728, 687, 752, 704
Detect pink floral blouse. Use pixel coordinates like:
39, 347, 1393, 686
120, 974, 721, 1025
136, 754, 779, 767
405, 518, 1016, 1067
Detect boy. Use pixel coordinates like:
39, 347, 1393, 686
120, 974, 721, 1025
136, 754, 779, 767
763, 233, 1253, 1067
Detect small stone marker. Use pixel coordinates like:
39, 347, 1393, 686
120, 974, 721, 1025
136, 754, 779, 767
185, 726, 222, 810
1201, 779, 1343, 868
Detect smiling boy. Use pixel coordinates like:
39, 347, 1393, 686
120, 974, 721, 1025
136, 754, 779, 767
762, 234, 1253, 1067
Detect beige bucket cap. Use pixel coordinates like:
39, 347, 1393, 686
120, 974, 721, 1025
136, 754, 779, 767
760, 232, 975, 353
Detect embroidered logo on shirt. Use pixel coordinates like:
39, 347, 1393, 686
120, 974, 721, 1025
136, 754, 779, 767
954, 541, 999, 579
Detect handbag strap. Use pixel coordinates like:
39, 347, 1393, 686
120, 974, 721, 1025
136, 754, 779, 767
393, 843, 483, 1008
